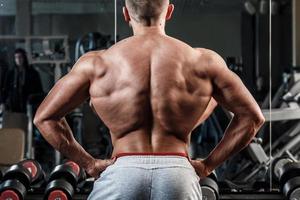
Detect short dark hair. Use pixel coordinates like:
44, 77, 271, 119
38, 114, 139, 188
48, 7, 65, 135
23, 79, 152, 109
125, 0, 168, 26
14, 48, 29, 69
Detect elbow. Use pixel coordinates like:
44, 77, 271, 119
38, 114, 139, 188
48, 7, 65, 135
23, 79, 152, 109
33, 114, 45, 129
253, 111, 265, 129
248, 111, 265, 138
33, 116, 41, 128
236, 110, 265, 137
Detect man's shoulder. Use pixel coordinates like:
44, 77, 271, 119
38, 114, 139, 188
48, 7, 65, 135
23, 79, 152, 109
194, 48, 219, 58
78, 50, 107, 66
72, 51, 103, 74
194, 48, 225, 66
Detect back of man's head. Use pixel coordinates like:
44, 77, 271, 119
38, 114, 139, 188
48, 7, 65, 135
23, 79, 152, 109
125, 0, 170, 26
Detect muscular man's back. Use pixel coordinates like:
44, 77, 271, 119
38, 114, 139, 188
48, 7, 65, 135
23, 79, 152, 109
89, 34, 212, 156
34, 2, 264, 199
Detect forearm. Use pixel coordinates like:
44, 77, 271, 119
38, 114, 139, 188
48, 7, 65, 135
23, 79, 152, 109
203, 115, 263, 172
34, 118, 95, 171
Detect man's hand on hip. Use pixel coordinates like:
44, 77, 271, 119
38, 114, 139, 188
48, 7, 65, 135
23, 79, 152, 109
86, 158, 116, 179
190, 159, 211, 178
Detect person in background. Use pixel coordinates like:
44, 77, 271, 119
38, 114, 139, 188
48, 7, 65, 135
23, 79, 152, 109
2, 48, 43, 113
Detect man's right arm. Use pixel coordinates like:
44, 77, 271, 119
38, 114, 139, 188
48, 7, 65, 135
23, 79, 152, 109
195, 50, 265, 176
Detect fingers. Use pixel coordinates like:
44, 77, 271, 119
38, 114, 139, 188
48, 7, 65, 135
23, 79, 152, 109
106, 157, 116, 165
87, 158, 117, 179
190, 159, 208, 178
190, 159, 197, 165
190, 159, 203, 167
101, 158, 115, 169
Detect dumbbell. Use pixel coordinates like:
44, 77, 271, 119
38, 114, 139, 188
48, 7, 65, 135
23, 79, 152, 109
272, 157, 300, 200
200, 171, 219, 200
0, 159, 44, 200
278, 162, 300, 200
272, 157, 294, 182
44, 161, 86, 200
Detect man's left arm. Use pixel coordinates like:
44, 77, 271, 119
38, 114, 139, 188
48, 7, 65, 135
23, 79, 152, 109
34, 53, 113, 178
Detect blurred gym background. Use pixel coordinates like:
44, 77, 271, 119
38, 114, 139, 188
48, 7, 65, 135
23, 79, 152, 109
0, 0, 300, 199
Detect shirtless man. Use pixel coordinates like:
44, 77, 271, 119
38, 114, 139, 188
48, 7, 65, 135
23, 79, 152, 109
34, 0, 265, 199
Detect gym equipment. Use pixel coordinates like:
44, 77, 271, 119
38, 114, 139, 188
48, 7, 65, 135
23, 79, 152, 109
226, 78, 300, 182
69, 107, 84, 145
75, 32, 113, 61
272, 157, 300, 200
0, 162, 288, 200
0, 159, 44, 200
225, 137, 271, 182
247, 138, 269, 165
44, 161, 85, 200
19, 159, 45, 184
281, 81, 300, 104
272, 156, 294, 182
200, 171, 219, 200
278, 162, 300, 199
282, 177, 300, 200
262, 107, 300, 121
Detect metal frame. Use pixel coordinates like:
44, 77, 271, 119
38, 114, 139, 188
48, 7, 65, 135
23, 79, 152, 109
0, 35, 70, 81
262, 108, 300, 121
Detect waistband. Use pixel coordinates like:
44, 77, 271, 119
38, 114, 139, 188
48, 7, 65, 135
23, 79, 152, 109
112, 153, 191, 166
115, 152, 188, 158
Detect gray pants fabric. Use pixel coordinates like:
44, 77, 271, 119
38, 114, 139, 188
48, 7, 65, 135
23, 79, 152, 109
87, 155, 202, 200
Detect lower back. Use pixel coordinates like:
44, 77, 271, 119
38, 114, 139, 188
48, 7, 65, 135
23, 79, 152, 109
111, 129, 190, 157
90, 35, 212, 155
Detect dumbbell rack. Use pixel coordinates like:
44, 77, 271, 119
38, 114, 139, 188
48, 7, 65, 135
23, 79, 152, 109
1, 160, 296, 200
21, 187, 285, 200
220, 191, 284, 200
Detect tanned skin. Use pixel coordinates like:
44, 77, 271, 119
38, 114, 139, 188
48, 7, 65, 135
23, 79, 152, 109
34, 1, 265, 179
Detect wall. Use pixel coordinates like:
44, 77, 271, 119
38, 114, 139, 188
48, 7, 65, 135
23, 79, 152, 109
31, 10, 242, 59
118, 12, 242, 58
0, 16, 15, 35
0, 7, 242, 92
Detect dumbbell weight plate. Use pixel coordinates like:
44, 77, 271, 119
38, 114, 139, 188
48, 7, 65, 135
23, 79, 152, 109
201, 186, 218, 200
64, 161, 80, 177
0, 179, 27, 200
64, 161, 86, 182
1, 190, 20, 200
289, 187, 300, 200
208, 171, 218, 183
19, 159, 44, 184
45, 179, 74, 200
200, 177, 219, 200
272, 157, 293, 181
282, 176, 300, 200
48, 190, 68, 200
49, 165, 78, 188
279, 162, 300, 191
2, 165, 32, 189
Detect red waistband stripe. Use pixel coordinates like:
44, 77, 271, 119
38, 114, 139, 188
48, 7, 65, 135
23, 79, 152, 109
115, 152, 188, 158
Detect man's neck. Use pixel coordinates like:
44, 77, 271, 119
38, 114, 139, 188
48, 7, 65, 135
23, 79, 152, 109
132, 24, 166, 36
